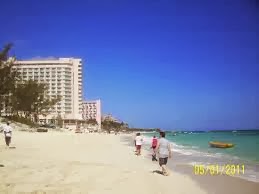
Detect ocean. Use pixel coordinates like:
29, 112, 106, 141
143, 130, 259, 182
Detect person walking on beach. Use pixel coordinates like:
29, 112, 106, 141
156, 131, 172, 176
135, 133, 143, 156
133, 133, 137, 153
151, 136, 158, 161
3, 121, 13, 147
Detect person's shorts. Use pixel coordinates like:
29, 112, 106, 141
136, 145, 141, 150
159, 157, 168, 166
152, 146, 156, 149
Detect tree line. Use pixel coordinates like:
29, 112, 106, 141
101, 119, 129, 133
0, 44, 61, 125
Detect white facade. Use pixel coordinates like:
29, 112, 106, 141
82, 100, 101, 128
12, 58, 83, 122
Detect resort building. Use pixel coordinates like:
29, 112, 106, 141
9, 58, 83, 129
82, 99, 101, 131
102, 113, 121, 123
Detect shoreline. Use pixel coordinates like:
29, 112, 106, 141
142, 134, 259, 183
170, 163, 259, 194
120, 134, 259, 194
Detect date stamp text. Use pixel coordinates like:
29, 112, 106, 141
193, 164, 245, 176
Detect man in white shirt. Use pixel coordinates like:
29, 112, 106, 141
135, 133, 143, 156
3, 121, 13, 147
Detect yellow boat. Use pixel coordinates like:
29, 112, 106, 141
209, 141, 234, 148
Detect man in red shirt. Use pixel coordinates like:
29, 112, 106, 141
151, 136, 158, 161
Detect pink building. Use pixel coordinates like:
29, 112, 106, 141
82, 99, 101, 130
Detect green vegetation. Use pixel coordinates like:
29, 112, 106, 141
3, 115, 38, 127
11, 79, 61, 123
0, 44, 18, 115
56, 114, 63, 128
0, 44, 61, 125
102, 119, 124, 133
86, 118, 98, 126
126, 128, 159, 132
101, 118, 159, 133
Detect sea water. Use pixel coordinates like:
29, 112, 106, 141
143, 130, 259, 182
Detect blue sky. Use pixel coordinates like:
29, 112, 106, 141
0, 0, 258, 130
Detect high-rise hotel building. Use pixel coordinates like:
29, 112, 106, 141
12, 58, 83, 122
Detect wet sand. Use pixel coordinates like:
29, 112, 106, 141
173, 164, 259, 194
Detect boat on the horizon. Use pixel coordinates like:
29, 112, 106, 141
209, 141, 234, 148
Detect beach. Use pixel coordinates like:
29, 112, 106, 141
0, 131, 258, 194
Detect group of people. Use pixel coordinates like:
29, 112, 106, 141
0, 121, 13, 148
134, 131, 172, 176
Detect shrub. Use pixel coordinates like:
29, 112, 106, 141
37, 128, 48, 132
4, 115, 39, 127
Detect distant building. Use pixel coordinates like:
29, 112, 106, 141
102, 113, 121, 123
82, 99, 101, 130
1, 57, 84, 130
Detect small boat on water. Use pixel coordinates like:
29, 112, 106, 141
209, 141, 234, 148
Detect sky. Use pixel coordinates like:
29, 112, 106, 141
0, 0, 258, 130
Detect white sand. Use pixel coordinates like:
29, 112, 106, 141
0, 131, 206, 194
